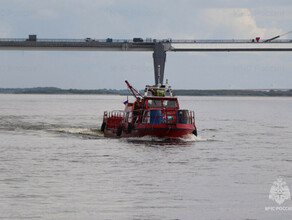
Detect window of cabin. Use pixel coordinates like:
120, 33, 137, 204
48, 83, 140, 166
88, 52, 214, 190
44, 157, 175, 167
147, 99, 162, 107
163, 100, 178, 108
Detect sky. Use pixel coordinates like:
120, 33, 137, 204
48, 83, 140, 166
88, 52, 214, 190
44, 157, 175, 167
0, 0, 291, 89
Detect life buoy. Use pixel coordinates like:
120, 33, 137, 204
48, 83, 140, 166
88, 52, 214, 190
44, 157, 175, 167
192, 127, 198, 136
101, 122, 106, 132
117, 124, 123, 136
127, 123, 133, 133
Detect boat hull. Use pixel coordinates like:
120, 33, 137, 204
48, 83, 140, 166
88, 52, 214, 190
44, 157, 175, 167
104, 123, 196, 138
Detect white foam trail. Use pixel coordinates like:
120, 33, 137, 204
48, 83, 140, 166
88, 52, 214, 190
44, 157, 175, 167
51, 128, 205, 142
179, 134, 207, 142
125, 135, 166, 142
52, 128, 104, 137
125, 134, 206, 142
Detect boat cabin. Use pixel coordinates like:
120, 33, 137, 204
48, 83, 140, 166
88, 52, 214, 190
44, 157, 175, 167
123, 95, 193, 125
129, 96, 179, 110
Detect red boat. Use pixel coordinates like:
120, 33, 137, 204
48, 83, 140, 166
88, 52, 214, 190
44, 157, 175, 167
101, 80, 197, 138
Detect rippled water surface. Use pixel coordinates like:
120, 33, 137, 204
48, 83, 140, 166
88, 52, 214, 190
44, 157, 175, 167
0, 94, 292, 219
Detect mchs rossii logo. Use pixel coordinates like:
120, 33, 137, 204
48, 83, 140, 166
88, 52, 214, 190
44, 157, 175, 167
269, 177, 291, 205
265, 177, 292, 211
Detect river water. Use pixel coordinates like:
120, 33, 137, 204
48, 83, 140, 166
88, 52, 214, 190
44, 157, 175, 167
0, 94, 291, 220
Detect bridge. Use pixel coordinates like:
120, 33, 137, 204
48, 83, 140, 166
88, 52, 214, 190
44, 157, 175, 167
1, 36, 292, 85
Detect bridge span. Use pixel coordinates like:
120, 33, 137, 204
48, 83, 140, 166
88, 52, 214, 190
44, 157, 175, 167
1, 38, 292, 52
0, 36, 292, 85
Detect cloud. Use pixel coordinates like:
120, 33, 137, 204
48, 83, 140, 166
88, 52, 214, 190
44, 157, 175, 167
32, 9, 59, 20
0, 22, 12, 38
197, 8, 282, 39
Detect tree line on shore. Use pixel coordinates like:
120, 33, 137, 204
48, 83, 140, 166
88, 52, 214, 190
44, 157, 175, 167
0, 87, 292, 96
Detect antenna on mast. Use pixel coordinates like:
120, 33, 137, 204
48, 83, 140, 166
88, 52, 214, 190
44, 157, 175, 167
158, 65, 161, 87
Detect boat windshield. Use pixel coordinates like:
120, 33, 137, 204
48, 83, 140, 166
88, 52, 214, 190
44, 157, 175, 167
147, 99, 178, 108
147, 99, 162, 107
163, 100, 178, 108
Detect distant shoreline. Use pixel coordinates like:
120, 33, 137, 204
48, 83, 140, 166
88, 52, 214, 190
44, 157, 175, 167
0, 87, 292, 97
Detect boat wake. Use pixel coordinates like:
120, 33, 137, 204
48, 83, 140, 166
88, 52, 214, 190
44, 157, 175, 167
1, 116, 206, 143
50, 128, 208, 144
123, 134, 206, 146
179, 133, 207, 142
51, 128, 104, 138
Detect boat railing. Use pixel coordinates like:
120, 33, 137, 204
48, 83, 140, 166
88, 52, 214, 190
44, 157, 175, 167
104, 110, 124, 118
104, 110, 124, 129
132, 109, 195, 125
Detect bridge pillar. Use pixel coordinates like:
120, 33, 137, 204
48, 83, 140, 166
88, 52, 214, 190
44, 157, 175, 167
153, 43, 167, 86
